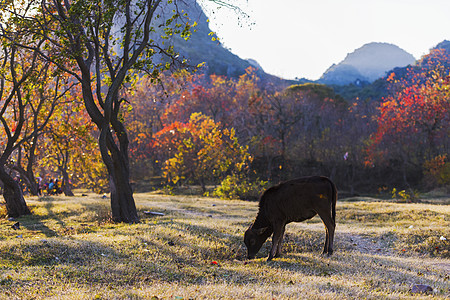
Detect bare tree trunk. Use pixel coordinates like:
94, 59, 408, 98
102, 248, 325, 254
109, 170, 137, 222
0, 166, 30, 218
60, 168, 74, 196
10, 164, 39, 196
56, 147, 74, 196
100, 124, 139, 223
401, 152, 411, 190
199, 177, 206, 194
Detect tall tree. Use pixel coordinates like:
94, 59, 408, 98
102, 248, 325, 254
28, 0, 206, 222
0, 3, 45, 216
123, 71, 189, 179
8, 64, 71, 196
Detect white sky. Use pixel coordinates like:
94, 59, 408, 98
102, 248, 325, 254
199, 0, 450, 80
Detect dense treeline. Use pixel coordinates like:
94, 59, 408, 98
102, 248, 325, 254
124, 68, 376, 195
2, 50, 449, 204
124, 50, 450, 197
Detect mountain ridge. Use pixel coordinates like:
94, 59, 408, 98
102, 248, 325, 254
160, 2, 448, 90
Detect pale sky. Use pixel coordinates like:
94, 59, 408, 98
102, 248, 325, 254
199, 0, 450, 80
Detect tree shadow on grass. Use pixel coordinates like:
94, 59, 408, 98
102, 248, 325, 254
14, 197, 111, 238
10, 202, 60, 238
1, 223, 254, 294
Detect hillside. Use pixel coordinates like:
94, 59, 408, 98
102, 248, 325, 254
110, 0, 264, 79
165, 1, 261, 78
319, 42, 416, 85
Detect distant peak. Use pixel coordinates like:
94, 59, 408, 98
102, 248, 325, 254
319, 42, 415, 85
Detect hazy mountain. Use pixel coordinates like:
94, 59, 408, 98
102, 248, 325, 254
166, 1, 263, 78
318, 42, 416, 85
110, 0, 265, 79
326, 40, 450, 101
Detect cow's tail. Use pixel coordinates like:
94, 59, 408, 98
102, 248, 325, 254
329, 178, 337, 223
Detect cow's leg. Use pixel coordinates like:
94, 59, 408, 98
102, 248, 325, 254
275, 225, 286, 258
268, 221, 285, 261
323, 227, 329, 254
318, 211, 335, 256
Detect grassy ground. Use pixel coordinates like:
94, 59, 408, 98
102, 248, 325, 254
0, 192, 449, 299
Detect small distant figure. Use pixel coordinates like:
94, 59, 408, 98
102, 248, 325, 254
37, 177, 43, 196
54, 179, 62, 194
48, 179, 54, 195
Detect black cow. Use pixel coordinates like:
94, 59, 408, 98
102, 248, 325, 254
244, 176, 337, 261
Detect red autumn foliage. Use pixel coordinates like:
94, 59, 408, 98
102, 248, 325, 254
368, 50, 450, 186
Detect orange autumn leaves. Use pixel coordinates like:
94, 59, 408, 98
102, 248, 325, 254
124, 68, 260, 187
124, 54, 450, 192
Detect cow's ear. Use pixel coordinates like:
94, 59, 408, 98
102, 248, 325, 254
255, 227, 268, 235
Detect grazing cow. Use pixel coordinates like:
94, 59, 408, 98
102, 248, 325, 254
244, 176, 337, 261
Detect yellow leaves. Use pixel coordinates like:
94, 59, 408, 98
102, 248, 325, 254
196, 62, 206, 69
172, 175, 181, 185
156, 113, 251, 187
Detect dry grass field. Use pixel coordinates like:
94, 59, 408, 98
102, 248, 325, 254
0, 191, 449, 299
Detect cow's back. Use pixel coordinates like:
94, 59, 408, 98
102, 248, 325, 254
261, 176, 333, 223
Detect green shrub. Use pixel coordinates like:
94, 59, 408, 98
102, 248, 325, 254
213, 175, 267, 201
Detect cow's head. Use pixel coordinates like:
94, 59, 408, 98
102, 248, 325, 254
244, 226, 270, 259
